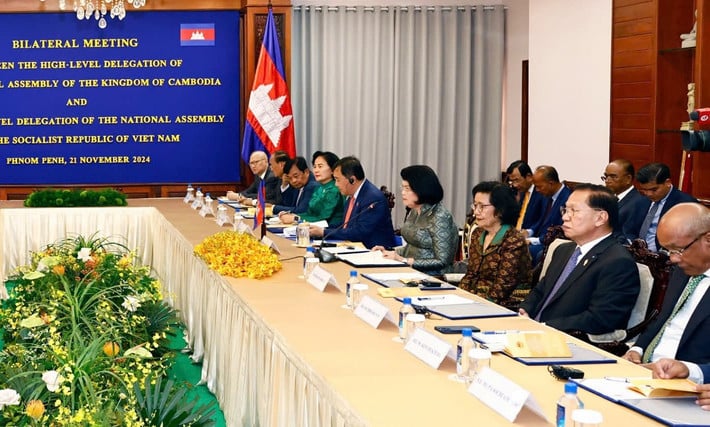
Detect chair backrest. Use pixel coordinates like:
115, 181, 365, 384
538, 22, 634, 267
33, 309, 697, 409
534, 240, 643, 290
539, 238, 570, 280
628, 263, 654, 328
625, 238, 672, 318
379, 186, 395, 210
460, 213, 477, 260
531, 225, 569, 286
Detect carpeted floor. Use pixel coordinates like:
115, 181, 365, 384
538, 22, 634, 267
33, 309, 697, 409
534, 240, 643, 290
167, 327, 227, 426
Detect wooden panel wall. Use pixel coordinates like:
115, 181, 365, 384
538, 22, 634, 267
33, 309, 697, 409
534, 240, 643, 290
610, 0, 710, 202
610, 0, 657, 169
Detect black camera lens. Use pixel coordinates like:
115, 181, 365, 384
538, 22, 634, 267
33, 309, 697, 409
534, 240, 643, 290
681, 130, 710, 152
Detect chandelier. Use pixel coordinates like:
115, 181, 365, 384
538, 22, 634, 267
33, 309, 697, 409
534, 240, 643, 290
41, 0, 146, 29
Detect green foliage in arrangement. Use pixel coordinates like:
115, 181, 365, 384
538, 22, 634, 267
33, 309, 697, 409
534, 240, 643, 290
23, 188, 127, 207
0, 234, 215, 426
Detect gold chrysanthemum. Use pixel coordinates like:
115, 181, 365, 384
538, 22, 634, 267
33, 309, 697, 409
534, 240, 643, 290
194, 231, 282, 279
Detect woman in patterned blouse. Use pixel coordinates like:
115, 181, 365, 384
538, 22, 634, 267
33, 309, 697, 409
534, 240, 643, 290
372, 165, 458, 275
459, 181, 532, 305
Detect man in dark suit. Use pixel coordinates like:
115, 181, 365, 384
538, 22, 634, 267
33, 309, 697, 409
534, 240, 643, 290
506, 160, 547, 233
271, 157, 319, 214
268, 150, 296, 206
519, 183, 640, 335
526, 165, 571, 262
636, 162, 697, 251
309, 156, 396, 248
226, 150, 281, 204
624, 203, 710, 385
602, 159, 650, 243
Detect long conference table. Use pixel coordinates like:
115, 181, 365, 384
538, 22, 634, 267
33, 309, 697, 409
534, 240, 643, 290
0, 198, 672, 426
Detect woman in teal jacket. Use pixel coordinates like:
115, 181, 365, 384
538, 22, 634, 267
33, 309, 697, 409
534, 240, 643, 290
279, 151, 344, 225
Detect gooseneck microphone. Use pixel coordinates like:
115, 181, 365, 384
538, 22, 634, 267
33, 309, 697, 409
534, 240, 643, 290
314, 200, 381, 263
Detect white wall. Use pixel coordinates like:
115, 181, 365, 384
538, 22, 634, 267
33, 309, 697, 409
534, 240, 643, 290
501, 0, 528, 168
527, 0, 612, 182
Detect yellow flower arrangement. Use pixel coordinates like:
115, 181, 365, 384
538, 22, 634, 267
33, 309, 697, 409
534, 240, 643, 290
194, 231, 282, 279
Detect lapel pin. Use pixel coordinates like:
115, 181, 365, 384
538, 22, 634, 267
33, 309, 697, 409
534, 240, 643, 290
583, 259, 589, 267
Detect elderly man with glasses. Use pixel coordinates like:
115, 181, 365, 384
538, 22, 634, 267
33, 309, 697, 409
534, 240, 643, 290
623, 203, 710, 387
227, 150, 280, 205
601, 159, 650, 243
519, 183, 640, 335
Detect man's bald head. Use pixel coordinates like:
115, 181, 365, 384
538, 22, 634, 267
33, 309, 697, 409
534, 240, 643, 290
248, 151, 268, 175
657, 203, 710, 276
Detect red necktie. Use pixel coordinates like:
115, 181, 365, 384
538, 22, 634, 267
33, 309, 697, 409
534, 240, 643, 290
343, 197, 355, 228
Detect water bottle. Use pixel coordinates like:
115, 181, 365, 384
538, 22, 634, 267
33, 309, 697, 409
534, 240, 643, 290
345, 270, 358, 309
556, 382, 584, 427
303, 247, 319, 279
456, 328, 475, 381
398, 297, 415, 341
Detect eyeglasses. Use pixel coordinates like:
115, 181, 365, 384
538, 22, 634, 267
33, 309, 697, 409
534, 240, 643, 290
600, 174, 621, 182
560, 207, 603, 217
471, 203, 493, 212
659, 231, 708, 257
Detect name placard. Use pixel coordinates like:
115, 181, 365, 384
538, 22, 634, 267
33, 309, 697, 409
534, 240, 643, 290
404, 328, 452, 369
467, 367, 548, 423
235, 222, 253, 234
307, 265, 340, 292
260, 236, 280, 254
353, 295, 391, 328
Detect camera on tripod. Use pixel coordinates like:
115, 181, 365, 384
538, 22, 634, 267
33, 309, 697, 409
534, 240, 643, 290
682, 107, 710, 152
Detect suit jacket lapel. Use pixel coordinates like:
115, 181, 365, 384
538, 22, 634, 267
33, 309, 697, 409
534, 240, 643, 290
678, 279, 710, 349
545, 236, 614, 305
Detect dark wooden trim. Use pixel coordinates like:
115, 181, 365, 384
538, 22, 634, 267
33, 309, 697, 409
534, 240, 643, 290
521, 60, 529, 161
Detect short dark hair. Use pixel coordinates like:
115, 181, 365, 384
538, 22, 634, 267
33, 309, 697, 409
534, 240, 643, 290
572, 183, 619, 231
400, 165, 444, 205
536, 165, 560, 183
613, 159, 634, 177
273, 150, 290, 164
334, 156, 365, 181
506, 160, 532, 177
312, 151, 339, 170
471, 181, 520, 226
284, 156, 309, 174
636, 162, 670, 184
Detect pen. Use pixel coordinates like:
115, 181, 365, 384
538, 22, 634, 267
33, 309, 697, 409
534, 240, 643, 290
482, 330, 517, 335
418, 296, 445, 301
604, 376, 630, 383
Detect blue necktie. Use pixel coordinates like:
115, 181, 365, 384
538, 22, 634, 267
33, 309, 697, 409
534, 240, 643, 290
639, 202, 659, 250
535, 247, 581, 321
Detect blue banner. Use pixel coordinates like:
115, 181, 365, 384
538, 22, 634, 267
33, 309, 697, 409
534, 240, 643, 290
0, 11, 240, 185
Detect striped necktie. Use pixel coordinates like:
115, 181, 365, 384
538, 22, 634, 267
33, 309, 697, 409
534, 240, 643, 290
516, 191, 530, 230
639, 202, 659, 249
343, 196, 355, 228
642, 274, 706, 362
535, 247, 581, 321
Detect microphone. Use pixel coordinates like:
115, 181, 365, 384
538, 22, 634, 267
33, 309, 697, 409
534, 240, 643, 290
314, 200, 381, 263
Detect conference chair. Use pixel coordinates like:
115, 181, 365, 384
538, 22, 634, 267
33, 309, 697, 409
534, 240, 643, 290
530, 225, 567, 287
566, 239, 671, 356
380, 186, 395, 210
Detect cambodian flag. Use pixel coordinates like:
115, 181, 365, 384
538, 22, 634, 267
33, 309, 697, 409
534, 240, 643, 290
180, 23, 215, 46
241, 9, 296, 163
253, 179, 266, 230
